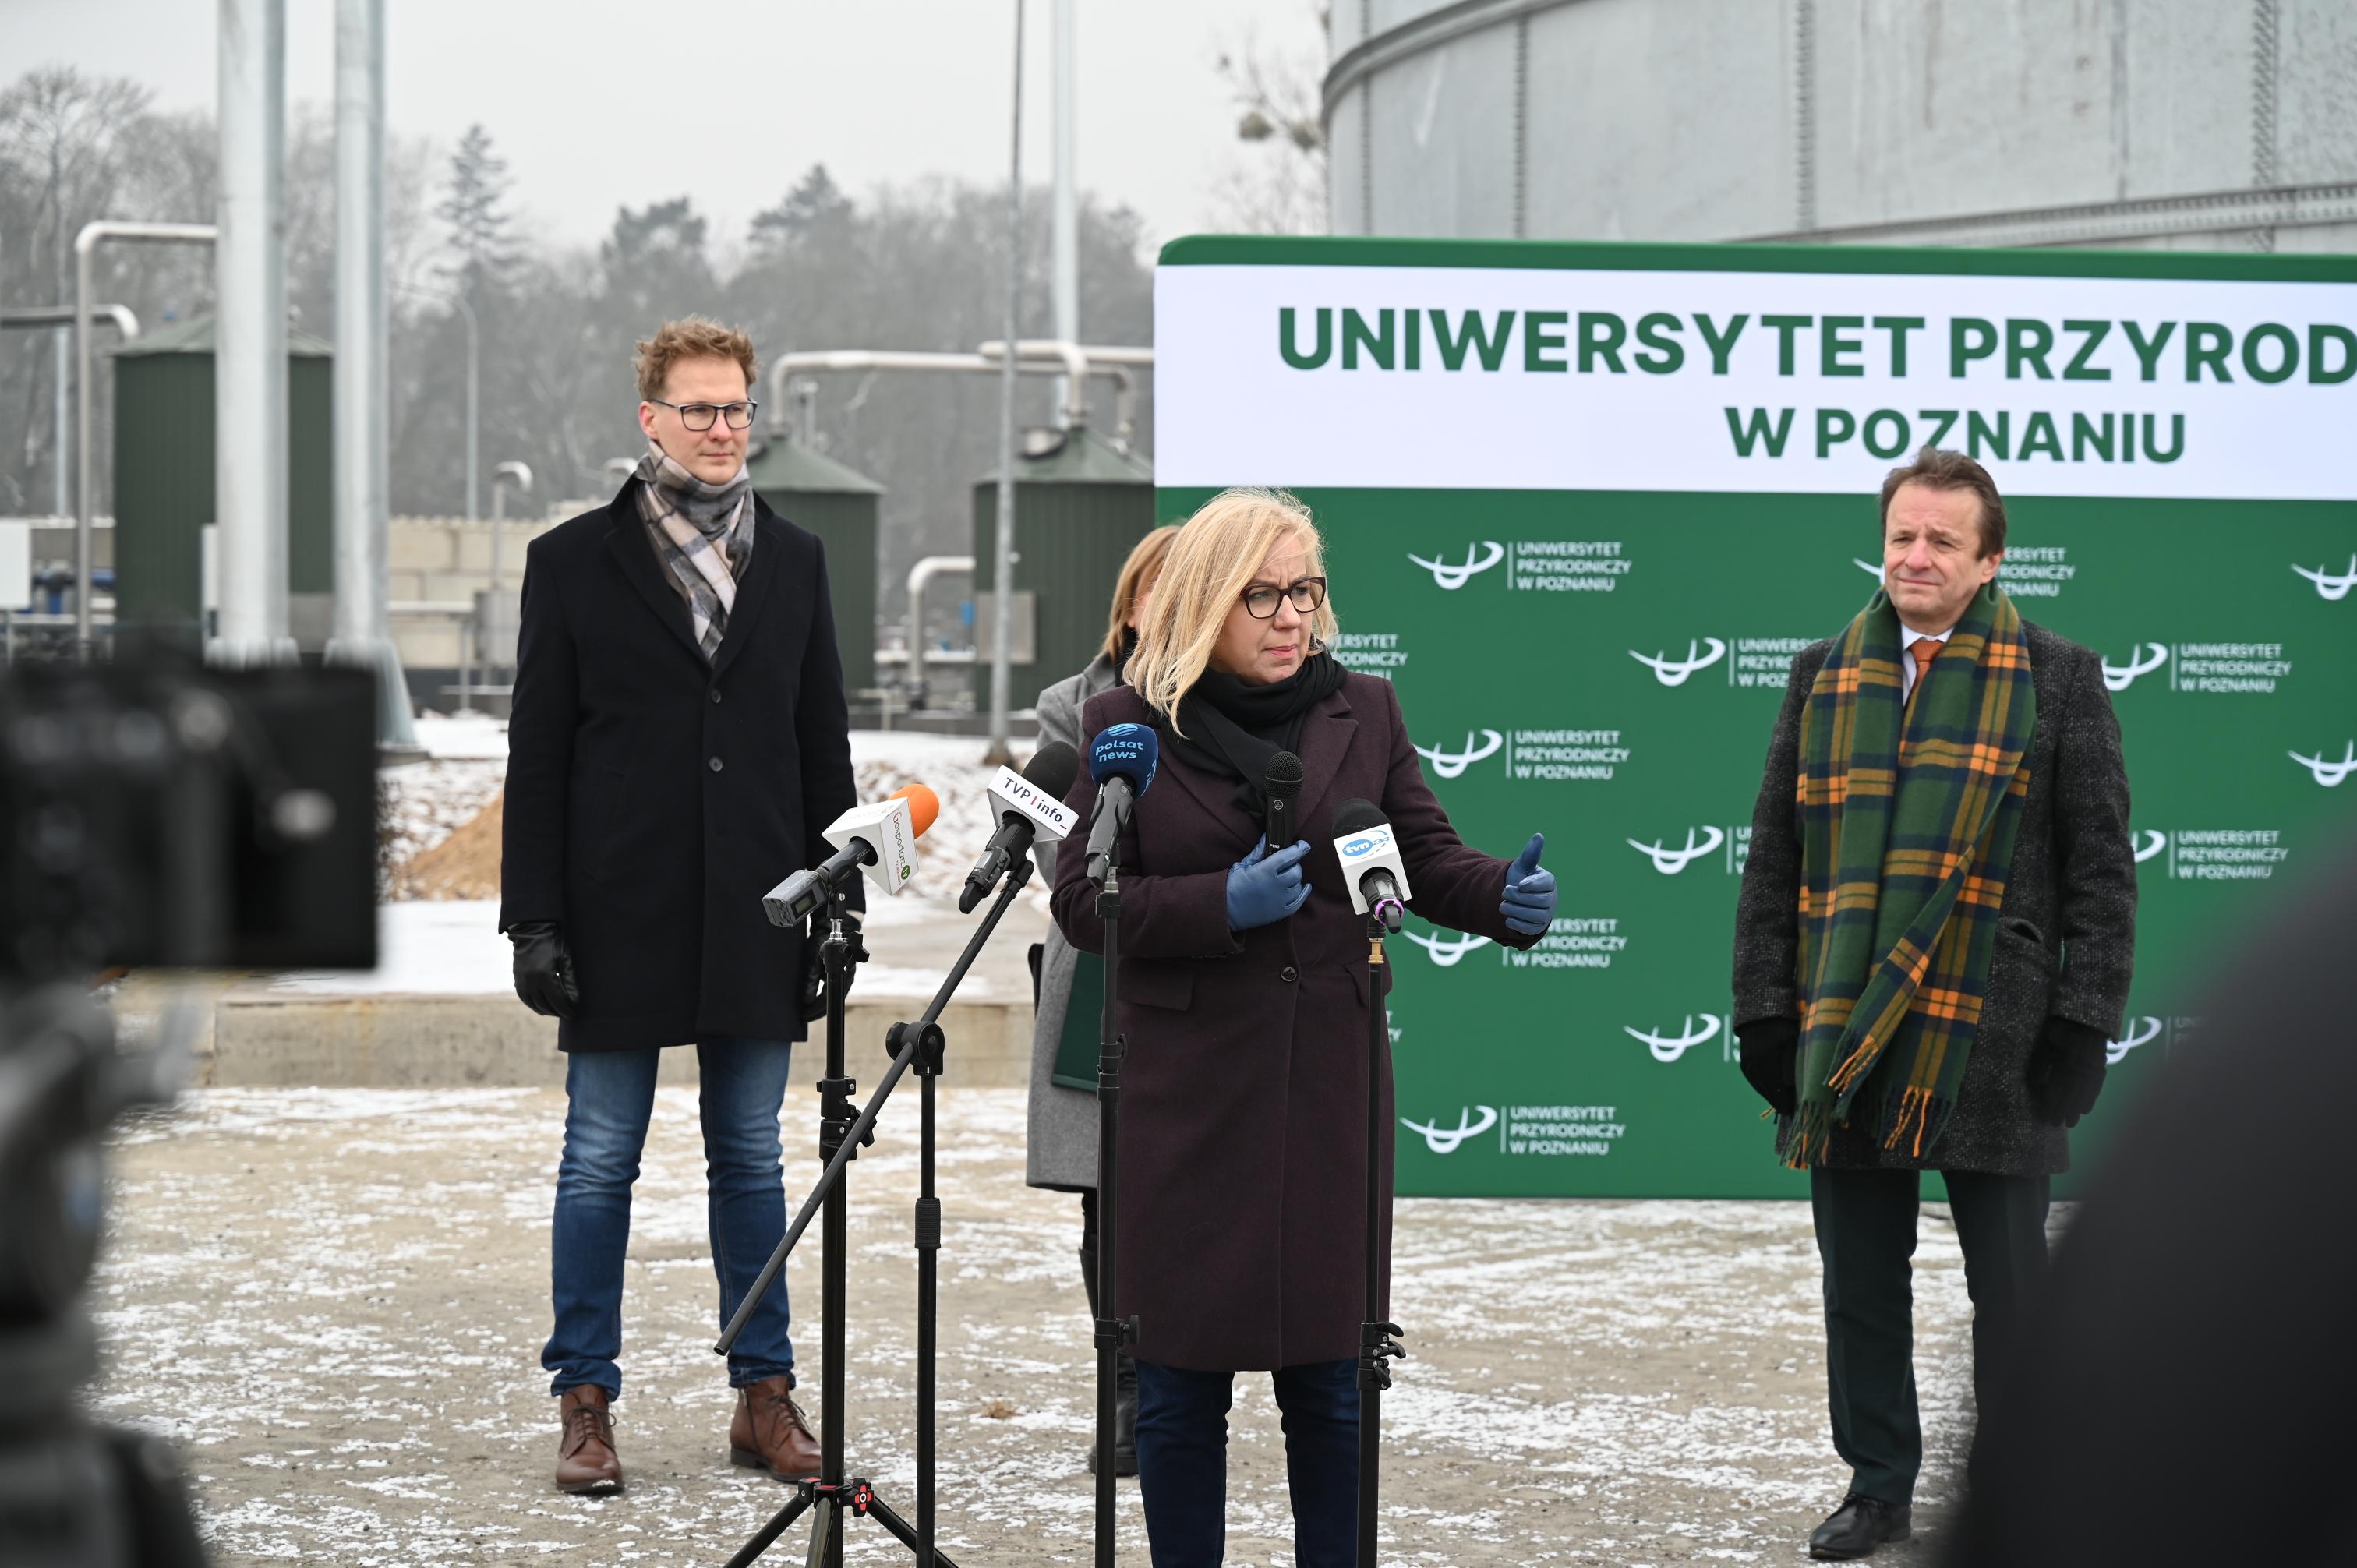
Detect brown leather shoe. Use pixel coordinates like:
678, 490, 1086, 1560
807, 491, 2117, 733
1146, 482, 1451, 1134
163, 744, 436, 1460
554, 1385, 624, 1495
729, 1376, 822, 1480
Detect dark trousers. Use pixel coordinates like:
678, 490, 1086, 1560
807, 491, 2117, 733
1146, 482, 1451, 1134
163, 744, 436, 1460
1133, 1358, 1359, 1568
1811, 1167, 2049, 1504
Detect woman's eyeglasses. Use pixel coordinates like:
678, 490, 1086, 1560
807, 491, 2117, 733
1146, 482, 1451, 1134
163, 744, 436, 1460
648, 397, 759, 432
1241, 577, 1328, 619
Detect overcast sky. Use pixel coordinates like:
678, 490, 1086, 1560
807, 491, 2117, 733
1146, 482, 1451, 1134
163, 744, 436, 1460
13, 0, 1327, 254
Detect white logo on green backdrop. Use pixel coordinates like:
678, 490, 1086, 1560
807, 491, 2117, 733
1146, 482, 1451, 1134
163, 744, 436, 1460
2292, 556, 2356, 600
1624, 1015, 1722, 1063
1628, 639, 1727, 685
2289, 743, 2356, 786
1400, 1106, 1497, 1153
1627, 827, 1727, 874
1415, 730, 1504, 777
1408, 542, 1504, 588
2103, 643, 2171, 690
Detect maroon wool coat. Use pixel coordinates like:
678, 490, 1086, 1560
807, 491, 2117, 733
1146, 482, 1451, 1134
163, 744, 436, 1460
1050, 673, 1539, 1371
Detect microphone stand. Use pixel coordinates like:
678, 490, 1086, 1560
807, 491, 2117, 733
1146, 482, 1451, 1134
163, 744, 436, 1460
1091, 846, 1138, 1568
1357, 912, 1408, 1568
715, 860, 1037, 1568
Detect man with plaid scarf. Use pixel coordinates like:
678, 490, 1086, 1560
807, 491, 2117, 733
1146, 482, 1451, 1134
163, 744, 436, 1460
502, 319, 860, 1496
1732, 447, 2136, 1560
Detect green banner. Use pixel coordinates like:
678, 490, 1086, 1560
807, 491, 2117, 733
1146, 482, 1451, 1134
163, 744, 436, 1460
1155, 238, 2357, 1199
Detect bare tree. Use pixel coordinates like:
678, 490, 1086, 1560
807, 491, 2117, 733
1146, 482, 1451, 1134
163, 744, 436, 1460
1210, 5, 1330, 236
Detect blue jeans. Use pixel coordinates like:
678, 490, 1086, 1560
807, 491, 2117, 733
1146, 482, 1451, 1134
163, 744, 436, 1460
543, 1040, 797, 1398
1133, 1358, 1360, 1568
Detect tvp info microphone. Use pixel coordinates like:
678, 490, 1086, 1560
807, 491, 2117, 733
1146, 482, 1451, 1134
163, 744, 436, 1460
959, 740, 1083, 913
764, 783, 939, 927
1083, 724, 1158, 885
1330, 796, 1410, 932
1263, 750, 1303, 850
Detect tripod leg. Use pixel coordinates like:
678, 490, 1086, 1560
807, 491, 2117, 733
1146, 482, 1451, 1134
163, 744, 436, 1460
861, 1490, 964, 1568
802, 1500, 836, 1568
721, 1489, 815, 1568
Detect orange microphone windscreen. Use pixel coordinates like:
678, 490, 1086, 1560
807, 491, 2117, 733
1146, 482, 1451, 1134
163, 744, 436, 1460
889, 783, 941, 839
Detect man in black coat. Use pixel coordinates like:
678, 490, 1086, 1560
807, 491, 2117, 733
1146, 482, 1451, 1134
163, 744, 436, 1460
500, 318, 858, 1495
1731, 448, 2136, 1559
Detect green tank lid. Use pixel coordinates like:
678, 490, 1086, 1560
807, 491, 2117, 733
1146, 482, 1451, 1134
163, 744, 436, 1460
112, 314, 333, 358
744, 436, 884, 495
976, 424, 1153, 486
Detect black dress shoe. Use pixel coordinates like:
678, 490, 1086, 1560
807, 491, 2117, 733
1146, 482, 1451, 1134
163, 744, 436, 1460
1809, 1494, 1911, 1559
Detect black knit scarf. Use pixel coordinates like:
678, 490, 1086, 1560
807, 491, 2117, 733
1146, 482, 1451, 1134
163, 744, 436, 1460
1166, 653, 1347, 814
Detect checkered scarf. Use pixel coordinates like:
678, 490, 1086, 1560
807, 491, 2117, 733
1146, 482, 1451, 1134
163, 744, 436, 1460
634, 443, 754, 661
1783, 583, 2037, 1167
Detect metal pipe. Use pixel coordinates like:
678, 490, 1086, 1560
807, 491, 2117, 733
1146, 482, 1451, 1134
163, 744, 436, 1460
214, 0, 291, 666
977, 338, 1088, 428
988, 0, 1025, 767
330, 0, 418, 751
489, 459, 532, 685
2, 305, 140, 339
75, 221, 214, 657
763, 348, 1142, 436
603, 457, 638, 489
1051, 0, 1079, 423
905, 555, 975, 701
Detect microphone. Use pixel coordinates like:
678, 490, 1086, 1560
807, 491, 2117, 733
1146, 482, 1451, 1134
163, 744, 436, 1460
959, 740, 1083, 913
763, 783, 941, 927
1330, 797, 1411, 932
1263, 750, 1303, 851
1083, 723, 1159, 885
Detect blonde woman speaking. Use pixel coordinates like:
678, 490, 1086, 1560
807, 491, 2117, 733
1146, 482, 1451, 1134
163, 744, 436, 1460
1050, 489, 1557, 1566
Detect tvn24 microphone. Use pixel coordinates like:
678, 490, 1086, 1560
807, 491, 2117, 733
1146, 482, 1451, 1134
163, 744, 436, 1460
1263, 750, 1303, 849
1083, 723, 1158, 885
1330, 796, 1411, 932
959, 740, 1082, 913
763, 783, 940, 927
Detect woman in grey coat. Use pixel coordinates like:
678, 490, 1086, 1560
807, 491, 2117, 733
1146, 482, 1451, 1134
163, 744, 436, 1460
1027, 524, 1174, 1474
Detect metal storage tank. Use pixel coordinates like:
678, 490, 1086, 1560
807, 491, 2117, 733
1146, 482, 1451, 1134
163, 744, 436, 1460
1326, 0, 2357, 253
111, 315, 336, 640
970, 426, 1155, 705
746, 435, 882, 696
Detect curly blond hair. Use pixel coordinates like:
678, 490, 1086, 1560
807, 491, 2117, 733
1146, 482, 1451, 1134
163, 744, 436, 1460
634, 316, 758, 401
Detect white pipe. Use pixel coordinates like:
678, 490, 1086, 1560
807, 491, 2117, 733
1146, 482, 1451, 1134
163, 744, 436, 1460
328, 0, 417, 750
765, 348, 1126, 435
990, 0, 1026, 765
214, 0, 291, 666
75, 222, 214, 657
906, 554, 975, 695
1051, 0, 1079, 422
489, 459, 532, 685
2, 305, 140, 339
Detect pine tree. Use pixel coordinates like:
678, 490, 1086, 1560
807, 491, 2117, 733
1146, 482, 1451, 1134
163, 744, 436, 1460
437, 123, 516, 298
750, 164, 854, 248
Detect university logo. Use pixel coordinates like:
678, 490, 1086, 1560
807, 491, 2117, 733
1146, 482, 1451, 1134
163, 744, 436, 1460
1400, 1105, 1497, 1154
2289, 742, 2357, 787
1852, 558, 1884, 583
1627, 826, 1727, 874
2107, 1016, 2164, 1065
1408, 542, 1504, 589
1628, 638, 1727, 687
2132, 830, 2168, 863
1623, 1014, 1722, 1064
2292, 555, 2357, 602
2102, 643, 2170, 692
1415, 729, 1504, 779
1399, 926, 1494, 966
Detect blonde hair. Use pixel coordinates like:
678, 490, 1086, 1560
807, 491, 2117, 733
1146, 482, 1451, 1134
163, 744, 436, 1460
634, 316, 759, 400
1101, 525, 1180, 661
1128, 489, 1338, 730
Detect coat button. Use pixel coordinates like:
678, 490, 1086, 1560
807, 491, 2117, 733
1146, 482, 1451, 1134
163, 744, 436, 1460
708, 756, 724, 773
710, 689, 723, 704
1281, 965, 1298, 983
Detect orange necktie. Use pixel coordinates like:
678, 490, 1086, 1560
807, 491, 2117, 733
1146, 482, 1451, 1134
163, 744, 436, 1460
1907, 637, 1944, 704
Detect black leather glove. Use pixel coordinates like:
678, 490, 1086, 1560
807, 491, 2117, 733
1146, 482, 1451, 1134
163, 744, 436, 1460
508, 920, 579, 1019
799, 913, 864, 1025
1737, 1015, 1801, 1118
2028, 1016, 2108, 1128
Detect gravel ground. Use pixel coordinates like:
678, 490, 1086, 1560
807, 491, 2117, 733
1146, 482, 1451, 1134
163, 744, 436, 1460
93, 1086, 1995, 1566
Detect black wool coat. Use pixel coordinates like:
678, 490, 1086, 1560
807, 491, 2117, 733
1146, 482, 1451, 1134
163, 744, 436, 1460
1731, 620, 2138, 1175
1051, 673, 1538, 1372
499, 480, 859, 1052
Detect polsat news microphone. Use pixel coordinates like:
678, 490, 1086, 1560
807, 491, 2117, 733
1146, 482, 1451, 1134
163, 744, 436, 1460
763, 782, 939, 927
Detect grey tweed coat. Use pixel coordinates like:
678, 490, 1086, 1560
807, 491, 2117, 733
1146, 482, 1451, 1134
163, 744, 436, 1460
1731, 619, 2139, 1176
1025, 652, 1119, 1192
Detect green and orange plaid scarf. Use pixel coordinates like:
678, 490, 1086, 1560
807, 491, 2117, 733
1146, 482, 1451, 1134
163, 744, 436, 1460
1783, 583, 2036, 1167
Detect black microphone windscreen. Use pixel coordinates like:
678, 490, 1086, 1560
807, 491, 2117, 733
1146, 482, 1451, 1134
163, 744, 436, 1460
1023, 740, 1081, 800
1265, 750, 1304, 795
1332, 796, 1386, 834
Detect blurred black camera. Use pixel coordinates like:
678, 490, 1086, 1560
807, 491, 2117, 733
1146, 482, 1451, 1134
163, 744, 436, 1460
0, 659, 379, 1566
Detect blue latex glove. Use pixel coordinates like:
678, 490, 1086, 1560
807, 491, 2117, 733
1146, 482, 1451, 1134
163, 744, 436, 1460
1501, 833, 1557, 936
1227, 836, 1313, 931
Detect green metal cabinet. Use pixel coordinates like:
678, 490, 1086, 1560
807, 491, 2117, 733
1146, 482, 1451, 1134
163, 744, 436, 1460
970, 426, 1154, 705
110, 315, 334, 635
747, 436, 882, 695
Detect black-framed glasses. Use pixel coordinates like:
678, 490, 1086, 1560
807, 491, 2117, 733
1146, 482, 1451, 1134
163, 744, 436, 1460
1242, 576, 1327, 619
649, 397, 758, 432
